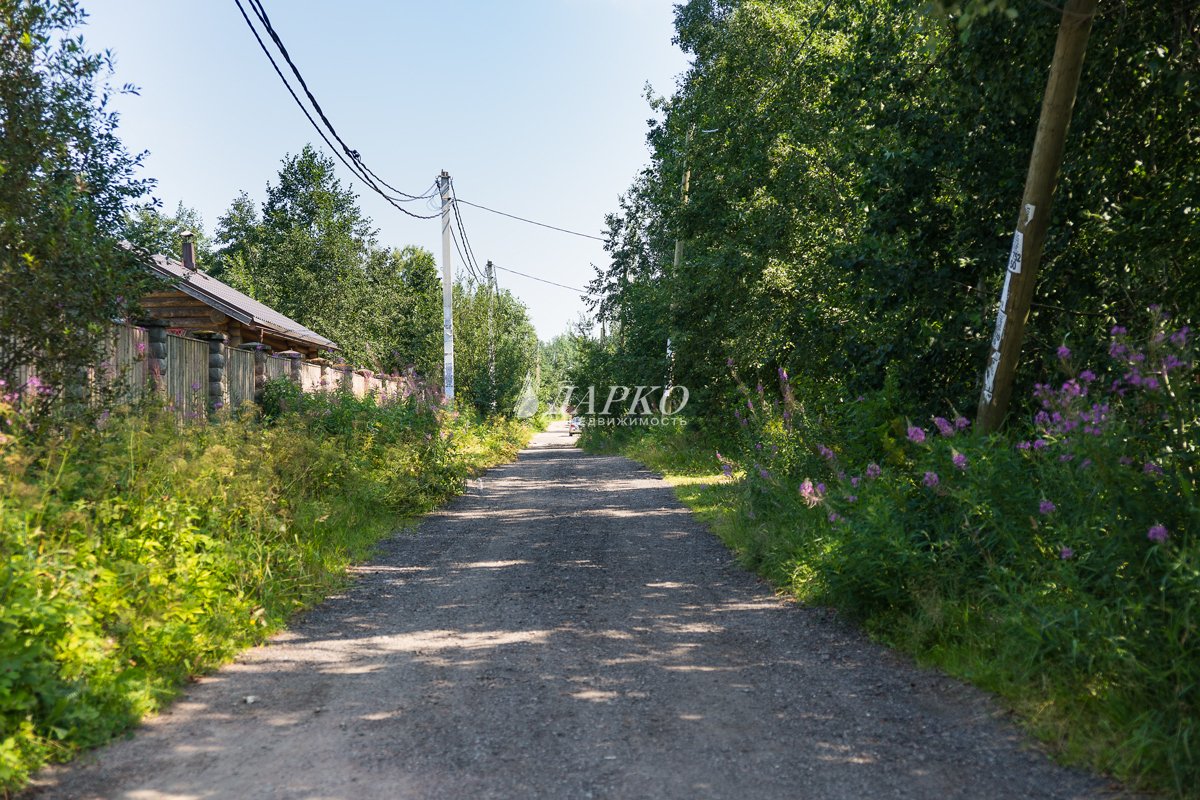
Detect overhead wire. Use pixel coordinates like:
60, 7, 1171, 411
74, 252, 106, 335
233, 0, 439, 218
448, 224, 483, 283
754, 0, 835, 109
235, 0, 597, 317
453, 198, 606, 242
245, 0, 433, 202
236, 1, 613, 245
491, 263, 587, 294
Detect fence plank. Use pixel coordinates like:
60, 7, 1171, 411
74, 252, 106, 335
167, 334, 209, 419
227, 348, 255, 410
265, 354, 291, 383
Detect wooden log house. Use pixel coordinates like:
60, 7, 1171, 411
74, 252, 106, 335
138, 237, 338, 358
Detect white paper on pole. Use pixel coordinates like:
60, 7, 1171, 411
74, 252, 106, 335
991, 310, 1007, 350
1007, 230, 1024, 274
983, 350, 1001, 395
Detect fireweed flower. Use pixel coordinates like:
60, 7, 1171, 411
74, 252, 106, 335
952, 452, 968, 471
933, 417, 955, 437
923, 471, 939, 488
1039, 500, 1056, 515
907, 426, 926, 444
866, 463, 882, 479
1147, 524, 1169, 543
799, 479, 823, 507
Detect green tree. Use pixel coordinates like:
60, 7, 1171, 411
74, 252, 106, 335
0, 0, 152, 407
452, 279, 538, 415
254, 145, 376, 353
122, 201, 211, 265
589, 0, 1199, 422
211, 190, 261, 288
353, 244, 443, 375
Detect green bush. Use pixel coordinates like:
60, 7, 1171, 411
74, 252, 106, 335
595, 313, 1198, 796
0, 389, 528, 791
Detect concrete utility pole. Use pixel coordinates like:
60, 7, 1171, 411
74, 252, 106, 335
976, 0, 1098, 432
437, 170, 455, 403
485, 259, 497, 413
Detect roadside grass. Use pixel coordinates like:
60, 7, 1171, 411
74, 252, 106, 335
586, 421, 1192, 798
0, 390, 530, 794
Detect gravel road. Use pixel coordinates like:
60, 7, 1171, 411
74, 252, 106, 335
27, 422, 1132, 800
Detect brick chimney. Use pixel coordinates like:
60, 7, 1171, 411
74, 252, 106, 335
181, 231, 196, 271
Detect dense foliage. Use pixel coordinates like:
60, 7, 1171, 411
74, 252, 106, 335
614, 315, 1196, 794
580, 1, 1199, 793
0, 0, 152, 408
0, 388, 529, 791
451, 279, 539, 416
586, 0, 1199, 422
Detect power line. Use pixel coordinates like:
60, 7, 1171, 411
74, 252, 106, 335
233, 0, 439, 219
453, 198, 606, 242
245, 0, 432, 202
492, 263, 588, 294
448, 223, 483, 283
755, 0, 836, 109
448, 181, 489, 286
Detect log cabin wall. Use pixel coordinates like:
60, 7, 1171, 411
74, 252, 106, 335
140, 290, 323, 359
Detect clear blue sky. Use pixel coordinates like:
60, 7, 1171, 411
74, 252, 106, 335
82, 1, 689, 339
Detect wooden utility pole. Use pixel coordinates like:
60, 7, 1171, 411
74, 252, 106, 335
437, 171, 455, 403
667, 125, 694, 389
976, 0, 1098, 432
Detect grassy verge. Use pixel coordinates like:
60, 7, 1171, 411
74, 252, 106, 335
0, 388, 529, 793
586, 419, 1192, 798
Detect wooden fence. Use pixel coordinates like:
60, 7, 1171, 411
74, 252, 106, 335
227, 347, 255, 410
4, 321, 427, 418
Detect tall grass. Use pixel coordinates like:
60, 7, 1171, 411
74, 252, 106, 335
587, 313, 1199, 796
0, 384, 529, 792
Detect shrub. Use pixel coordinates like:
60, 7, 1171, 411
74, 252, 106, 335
711, 312, 1198, 794
0, 390, 528, 792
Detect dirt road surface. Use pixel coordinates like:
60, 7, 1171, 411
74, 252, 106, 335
27, 423, 1129, 799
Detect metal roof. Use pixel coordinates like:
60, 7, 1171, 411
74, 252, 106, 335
143, 252, 340, 351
